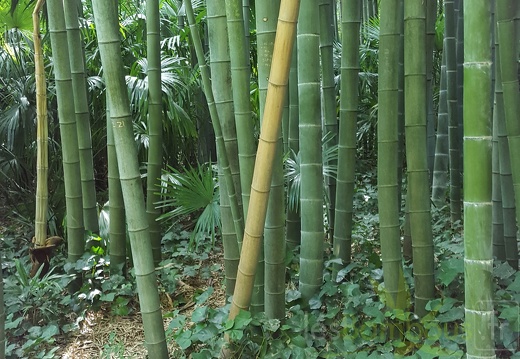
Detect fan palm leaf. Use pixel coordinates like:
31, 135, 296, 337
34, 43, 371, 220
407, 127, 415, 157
158, 163, 220, 247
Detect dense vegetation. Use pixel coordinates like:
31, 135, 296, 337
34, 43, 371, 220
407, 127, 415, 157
1, 0, 519, 358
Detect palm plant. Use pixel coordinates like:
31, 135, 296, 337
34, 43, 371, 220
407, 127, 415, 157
159, 163, 220, 248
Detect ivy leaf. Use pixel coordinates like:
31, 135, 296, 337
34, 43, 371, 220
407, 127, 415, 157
290, 346, 306, 359
175, 330, 192, 350
233, 310, 252, 329
99, 292, 115, 301
437, 258, 463, 286
437, 307, 464, 323
195, 287, 214, 304
417, 344, 441, 359
438, 350, 464, 359
494, 262, 516, 280
192, 349, 214, 359
263, 319, 280, 332
228, 329, 244, 341
192, 307, 208, 323
309, 296, 321, 309
291, 335, 307, 348
286, 289, 301, 302
507, 274, 520, 293
192, 324, 218, 343
168, 314, 186, 330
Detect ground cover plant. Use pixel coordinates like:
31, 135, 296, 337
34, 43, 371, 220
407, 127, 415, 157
2, 0, 520, 358
1, 176, 520, 357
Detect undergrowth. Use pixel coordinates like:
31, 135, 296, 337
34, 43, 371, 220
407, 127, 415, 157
1, 176, 519, 358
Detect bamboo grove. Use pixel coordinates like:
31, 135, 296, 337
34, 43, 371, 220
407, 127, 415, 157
1, 0, 520, 357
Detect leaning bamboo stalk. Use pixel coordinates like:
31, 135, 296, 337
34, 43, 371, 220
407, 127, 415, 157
229, 0, 300, 320
33, 0, 48, 247
183, 0, 243, 289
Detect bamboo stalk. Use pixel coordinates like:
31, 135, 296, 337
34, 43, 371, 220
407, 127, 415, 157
229, 0, 300, 320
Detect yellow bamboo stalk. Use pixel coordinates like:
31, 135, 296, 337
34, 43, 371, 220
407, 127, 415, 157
228, 0, 300, 321
33, 0, 48, 247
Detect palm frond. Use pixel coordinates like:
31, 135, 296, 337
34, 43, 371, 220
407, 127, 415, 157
158, 163, 220, 247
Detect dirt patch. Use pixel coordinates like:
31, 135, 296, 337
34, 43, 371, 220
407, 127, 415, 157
55, 252, 227, 358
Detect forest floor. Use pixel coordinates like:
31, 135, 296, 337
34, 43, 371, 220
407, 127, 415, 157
56, 255, 227, 358
0, 205, 227, 358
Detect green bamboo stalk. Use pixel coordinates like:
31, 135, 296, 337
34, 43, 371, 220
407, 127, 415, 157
319, 0, 337, 238
106, 96, 127, 274
425, 0, 437, 184
377, 0, 407, 310
404, 0, 435, 316
455, 0, 464, 193
64, 0, 99, 234
431, 51, 449, 206
207, 0, 243, 295
333, 0, 359, 271
225, 0, 259, 308
298, 0, 324, 304
492, 91, 505, 260
286, 47, 301, 250
495, 31, 517, 269
145, 0, 164, 265
255, 0, 285, 319
446, 0, 462, 225
397, 0, 405, 211
497, 0, 520, 270
463, 1, 495, 356
228, 0, 299, 320
91, 1, 168, 356
185, 0, 243, 296
225, 0, 256, 224
47, 0, 84, 262
33, 0, 48, 247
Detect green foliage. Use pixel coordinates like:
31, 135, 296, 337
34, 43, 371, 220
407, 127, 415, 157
3, 254, 75, 357
159, 163, 220, 248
